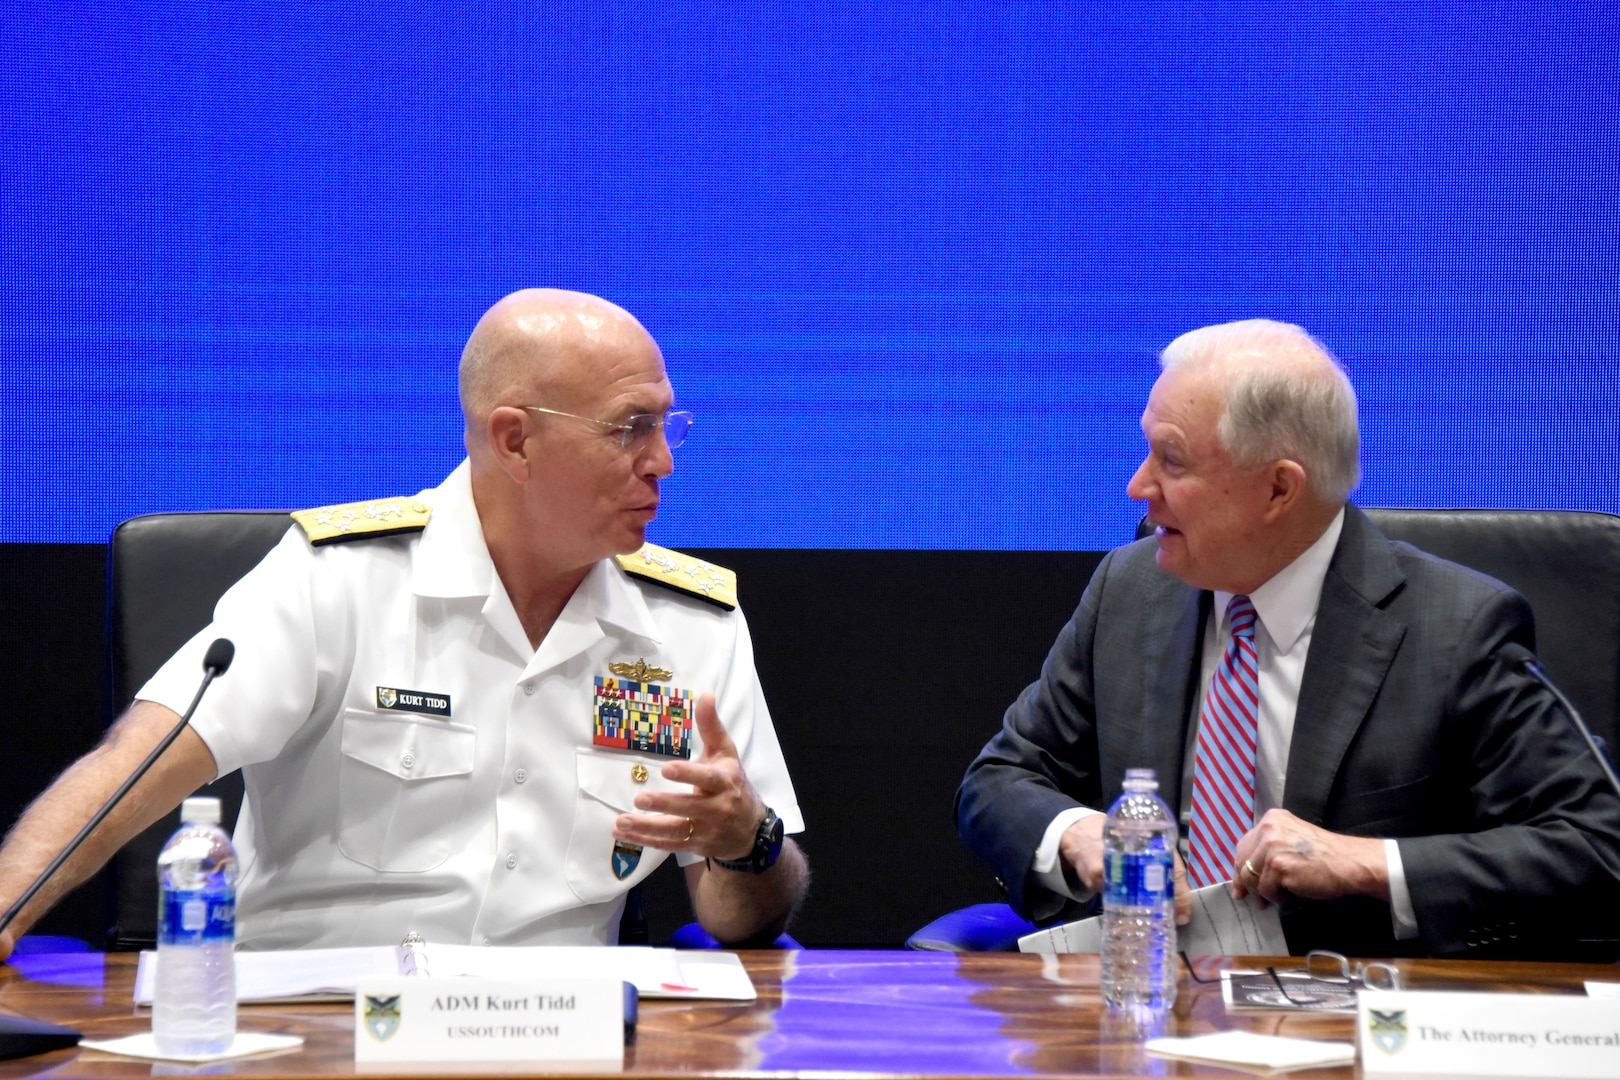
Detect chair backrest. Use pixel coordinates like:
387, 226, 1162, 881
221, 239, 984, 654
1361, 508, 1620, 752
106, 511, 294, 949
1136, 507, 1620, 750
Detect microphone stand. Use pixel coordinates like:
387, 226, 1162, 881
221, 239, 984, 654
1512, 649, 1620, 802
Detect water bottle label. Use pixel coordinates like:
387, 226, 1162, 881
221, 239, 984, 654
1103, 850, 1174, 907
159, 890, 235, 946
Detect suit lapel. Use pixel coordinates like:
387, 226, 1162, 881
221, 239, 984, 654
1284, 506, 1408, 825
1096, 548, 1208, 811
1141, 583, 1207, 813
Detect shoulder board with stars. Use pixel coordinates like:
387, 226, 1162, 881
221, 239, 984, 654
614, 544, 737, 610
290, 498, 433, 547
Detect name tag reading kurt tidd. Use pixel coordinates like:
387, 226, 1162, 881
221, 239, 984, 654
355, 977, 627, 1071
1360, 989, 1620, 1078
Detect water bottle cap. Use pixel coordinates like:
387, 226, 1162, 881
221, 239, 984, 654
179, 796, 223, 824
1122, 767, 1158, 791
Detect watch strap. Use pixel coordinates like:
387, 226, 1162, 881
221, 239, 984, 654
713, 808, 782, 874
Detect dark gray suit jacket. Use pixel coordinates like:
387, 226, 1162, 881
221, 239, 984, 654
956, 504, 1620, 958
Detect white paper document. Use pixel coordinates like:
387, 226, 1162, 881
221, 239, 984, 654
79, 1032, 304, 1063
1017, 880, 1288, 955
134, 945, 755, 1004
1145, 1030, 1355, 1074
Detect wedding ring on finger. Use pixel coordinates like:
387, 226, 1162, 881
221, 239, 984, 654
683, 817, 695, 842
1243, 859, 1260, 880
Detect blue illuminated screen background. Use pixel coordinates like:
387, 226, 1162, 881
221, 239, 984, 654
3, 2, 1615, 548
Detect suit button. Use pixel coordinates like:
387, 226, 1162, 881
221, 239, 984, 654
522, 681, 537, 696
514, 769, 528, 784
506, 853, 518, 869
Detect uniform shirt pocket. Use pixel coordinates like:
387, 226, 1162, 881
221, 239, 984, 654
337, 709, 476, 872
564, 747, 677, 903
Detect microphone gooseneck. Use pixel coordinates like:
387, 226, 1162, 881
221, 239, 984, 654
1501, 643, 1620, 803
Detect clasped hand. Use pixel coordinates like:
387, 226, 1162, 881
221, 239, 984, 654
612, 692, 763, 861
1059, 815, 1194, 925
1060, 807, 1389, 918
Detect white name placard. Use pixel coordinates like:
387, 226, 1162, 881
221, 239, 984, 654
1359, 989, 1620, 1078
354, 976, 625, 1070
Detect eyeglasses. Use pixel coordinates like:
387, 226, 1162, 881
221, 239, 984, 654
1264, 951, 1402, 1007
1298, 950, 1402, 990
521, 406, 694, 451
1180, 951, 1402, 1009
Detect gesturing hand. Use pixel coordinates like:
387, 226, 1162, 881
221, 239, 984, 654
612, 692, 765, 859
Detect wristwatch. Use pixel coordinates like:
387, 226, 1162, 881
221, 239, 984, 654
712, 808, 783, 874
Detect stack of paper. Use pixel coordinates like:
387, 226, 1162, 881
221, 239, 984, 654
1145, 1031, 1355, 1074
134, 945, 755, 1004
1018, 881, 1289, 955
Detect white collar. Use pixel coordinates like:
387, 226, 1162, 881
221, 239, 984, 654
520, 557, 665, 676
1214, 506, 1345, 652
574, 557, 664, 645
410, 460, 496, 599
409, 460, 663, 654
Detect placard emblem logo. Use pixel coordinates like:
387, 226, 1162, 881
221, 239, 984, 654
1368, 1008, 1407, 1055
363, 994, 402, 1042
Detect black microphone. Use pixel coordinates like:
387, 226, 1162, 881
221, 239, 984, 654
1500, 643, 1620, 802
0, 639, 234, 1060
202, 638, 235, 676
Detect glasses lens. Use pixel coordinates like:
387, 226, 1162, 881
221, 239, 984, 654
619, 414, 659, 449
1363, 964, 1401, 991
619, 411, 694, 450
664, 411, 693, 449
1306, 951, 1352, 983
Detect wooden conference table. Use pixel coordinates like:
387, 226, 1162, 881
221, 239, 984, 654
0, 949, 1613, 1079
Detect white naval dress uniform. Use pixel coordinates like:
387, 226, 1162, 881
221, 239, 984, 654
137, 460, 803, 950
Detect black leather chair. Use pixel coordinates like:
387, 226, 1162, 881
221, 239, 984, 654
908, 507, 1620, 950
106, 511, 294, 949
1356, 508, 1620, 753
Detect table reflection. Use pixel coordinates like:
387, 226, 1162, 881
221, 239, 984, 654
759, 951, 1037, 1075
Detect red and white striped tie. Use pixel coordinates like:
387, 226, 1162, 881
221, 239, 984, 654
1187, 594, 1260, 889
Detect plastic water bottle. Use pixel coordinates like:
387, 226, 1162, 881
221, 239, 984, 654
1100, 768, 1177, 1008
154, 796, 238, 1053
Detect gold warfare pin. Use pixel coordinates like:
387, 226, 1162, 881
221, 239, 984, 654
609, 658, 673, 681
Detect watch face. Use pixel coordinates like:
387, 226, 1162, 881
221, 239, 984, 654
762, 811, 784, 866
715, 809, 783, 873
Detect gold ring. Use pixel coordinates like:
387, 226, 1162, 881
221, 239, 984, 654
1243, 859, 1259, 880
683, 817, 695, 842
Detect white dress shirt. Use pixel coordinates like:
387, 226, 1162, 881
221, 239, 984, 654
1033, 508, 1417, 938
140, 460, 802, 950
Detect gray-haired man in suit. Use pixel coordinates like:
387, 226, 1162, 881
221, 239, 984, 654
956, 318, 1620, 958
